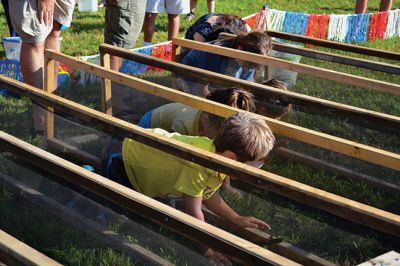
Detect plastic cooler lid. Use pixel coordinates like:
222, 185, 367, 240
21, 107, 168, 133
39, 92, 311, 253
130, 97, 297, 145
1, 37, 22, 43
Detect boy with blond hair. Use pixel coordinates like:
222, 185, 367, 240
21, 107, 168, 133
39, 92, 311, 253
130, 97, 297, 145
103, 112, 275, 259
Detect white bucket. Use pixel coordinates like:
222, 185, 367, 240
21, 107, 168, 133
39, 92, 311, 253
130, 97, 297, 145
271, 38, 303, 87
2, 37, 63, 61
78, 0, 98, 12
2, 37, 21, 60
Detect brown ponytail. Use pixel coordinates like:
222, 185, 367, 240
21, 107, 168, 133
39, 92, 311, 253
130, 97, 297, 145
206, 87, 256, 112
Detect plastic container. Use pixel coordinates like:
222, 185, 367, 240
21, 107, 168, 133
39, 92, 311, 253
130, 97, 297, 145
2, 37, 63, 61
2, 37, 22, 60
77, 0, 98, 12
271, 38, 303, 87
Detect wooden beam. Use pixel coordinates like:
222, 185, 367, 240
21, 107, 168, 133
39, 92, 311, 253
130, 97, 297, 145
218, 32, 400, 75
100, 52, 113, 115
172, 38, 400, 95
0, 173, 174, 266
1, 78, 400, 238
41, 51, 400, 171
44, 56, 57, 138
266, 30, 400, 61
0, 130, 297, 266
99, 44, 400, 136
47, 137, 102, 170
272, 42, 400, 75
201, 208, 335, 266
276, 148, 400, 194
0, 230, 61, 266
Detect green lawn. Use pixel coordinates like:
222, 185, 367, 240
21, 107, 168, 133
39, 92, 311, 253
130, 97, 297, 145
1, 1, 400, 265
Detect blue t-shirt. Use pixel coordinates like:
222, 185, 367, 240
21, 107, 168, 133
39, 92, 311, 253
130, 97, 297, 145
180, 47, 256, 81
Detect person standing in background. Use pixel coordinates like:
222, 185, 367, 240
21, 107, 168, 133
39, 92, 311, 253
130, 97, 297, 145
355, 0, 393, 13
186, 0, 215, 21
105, 0, 147, 71
9, 0, 74, 134
143, 0, 189, 46
1, 0, 16, 36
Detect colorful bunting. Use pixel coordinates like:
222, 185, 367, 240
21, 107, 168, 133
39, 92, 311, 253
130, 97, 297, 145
256, 8, 400, 44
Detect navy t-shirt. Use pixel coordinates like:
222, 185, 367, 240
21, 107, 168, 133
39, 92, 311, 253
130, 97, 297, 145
180, 47, 256, 81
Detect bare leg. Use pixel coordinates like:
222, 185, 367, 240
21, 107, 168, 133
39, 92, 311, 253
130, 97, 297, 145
20, 41, 45, 132
144, 12, 158, 43
168, 14, 180, 40
190, 0, 197, 13
355, 0, 368, 13
379, 0, 392, 11
207, 0, 215, 13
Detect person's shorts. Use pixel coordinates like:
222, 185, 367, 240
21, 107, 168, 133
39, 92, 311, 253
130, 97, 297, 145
146, 0, 189, 15
9, 0, 74, 43
105, 0, 147, 48
138, 110, 153, 128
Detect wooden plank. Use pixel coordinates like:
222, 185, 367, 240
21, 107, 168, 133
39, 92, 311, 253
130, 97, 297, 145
99, 44, 400, 135
201, 208, 335, 266
267, 30, 400, 61
47, 137, 102, 170
272, 42, 400, 75
0, 230, 61, 266
100, 52, 113, 115
41, 51, 400, 171
1, 78, 400, 238
0, 131, 297, 266
44, 57, 57, 138
276, 148, 400, 194
172, 38, 400, 95
0, 173, 173, 266
218, 32, 400, 75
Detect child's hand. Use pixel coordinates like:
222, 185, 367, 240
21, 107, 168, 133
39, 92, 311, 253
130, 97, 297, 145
204, 249, 232, 266
235, 216, 271, 231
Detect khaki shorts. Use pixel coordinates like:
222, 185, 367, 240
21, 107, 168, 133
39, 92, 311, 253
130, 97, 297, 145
104, 0, 147, 48
9, 0, 75, 43
146, 0, 189, 14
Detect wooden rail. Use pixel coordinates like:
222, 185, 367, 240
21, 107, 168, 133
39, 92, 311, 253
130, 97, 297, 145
99, 44, 400, 136
1, 76, 399, 239
266, 30, 400, 61
0, 130, 297, 266
42, 50, 400, 172
0, 173, 177, 266
219, 32, 400, 75
0, 230, 61, 266
172, 38, 400, 95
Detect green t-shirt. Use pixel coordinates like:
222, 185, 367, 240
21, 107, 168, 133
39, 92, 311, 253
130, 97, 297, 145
150, 103, 201, 135
122, 128, 225, 199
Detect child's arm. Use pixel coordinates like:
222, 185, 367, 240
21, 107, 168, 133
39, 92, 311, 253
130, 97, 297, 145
203, 192, 271, 230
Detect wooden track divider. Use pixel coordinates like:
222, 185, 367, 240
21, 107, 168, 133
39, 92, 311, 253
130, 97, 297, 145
1, 75, 399, 239
44, 49, 400, 172
171, 38, 400, 96
99, 43, 400, 136
266, 30, 400, 61
218, 32, 400, 75
0, 229, 62, 266
0, 130, 297, 266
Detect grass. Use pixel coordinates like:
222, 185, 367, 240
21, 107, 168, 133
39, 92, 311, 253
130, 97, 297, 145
1, 0, 400, 265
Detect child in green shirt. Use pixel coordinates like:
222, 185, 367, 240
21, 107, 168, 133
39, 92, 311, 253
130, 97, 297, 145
103, 112, 275, 261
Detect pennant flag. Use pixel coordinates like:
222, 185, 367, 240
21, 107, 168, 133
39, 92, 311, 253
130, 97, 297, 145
346, 13, 369, 43
385, 9, 400, 38
327, 15, 349, 42
266, 9, 286, 31
282, 12, 309, 35
368, 11, 389, 40
305, 14, 330, 40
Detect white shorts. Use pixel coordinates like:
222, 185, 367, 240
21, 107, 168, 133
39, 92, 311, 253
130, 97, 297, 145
146, 0, 189, 14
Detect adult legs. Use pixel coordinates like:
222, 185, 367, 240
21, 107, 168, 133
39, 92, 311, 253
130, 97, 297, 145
144, 12, 158, 43
207, 0, 215, 13
355, 0, 368, 14
168, 14, 180, 40
379, 0, 392, 11
189, 0, 197, 14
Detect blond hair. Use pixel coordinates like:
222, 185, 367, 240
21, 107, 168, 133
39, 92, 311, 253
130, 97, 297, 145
213, 112, 275, 162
